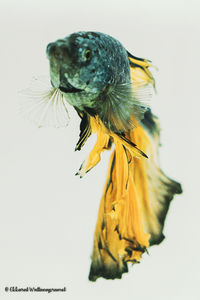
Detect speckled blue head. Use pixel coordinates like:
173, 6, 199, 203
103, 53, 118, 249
46, 31, 150, 133
46, 31, 131, 108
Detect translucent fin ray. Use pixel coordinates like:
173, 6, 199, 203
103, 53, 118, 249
18, 76, 70, 128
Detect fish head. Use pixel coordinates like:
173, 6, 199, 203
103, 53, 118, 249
46, 32, 114, 99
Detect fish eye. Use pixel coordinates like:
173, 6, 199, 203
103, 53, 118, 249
84, 49, 91, 61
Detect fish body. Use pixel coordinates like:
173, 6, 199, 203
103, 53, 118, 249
21, 31, 182, 281
45, 31, 182, 281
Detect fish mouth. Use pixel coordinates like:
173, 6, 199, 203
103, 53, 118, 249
59, 82, 83, 93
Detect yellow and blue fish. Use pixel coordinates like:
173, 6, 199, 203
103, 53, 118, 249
21, 31, 182, 281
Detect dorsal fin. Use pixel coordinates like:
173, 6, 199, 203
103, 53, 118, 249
127, 51, 156, 89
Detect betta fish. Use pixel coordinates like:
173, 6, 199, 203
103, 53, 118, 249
20, 31, 182, 281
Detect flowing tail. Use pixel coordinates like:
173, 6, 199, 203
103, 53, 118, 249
75, 55, 182, 281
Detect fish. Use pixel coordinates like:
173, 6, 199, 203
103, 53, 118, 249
20, 31, 182, 281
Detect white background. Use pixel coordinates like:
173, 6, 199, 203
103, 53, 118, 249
0, 0, 200, 299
